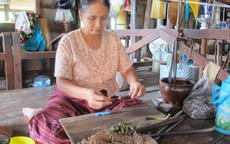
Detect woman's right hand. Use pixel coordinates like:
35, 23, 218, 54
86, 89, 112, 109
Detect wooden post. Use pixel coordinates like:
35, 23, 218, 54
201, 38, 207, 57
130, 0, 140, 61
1, 33, 14, 90
130, 0, 136, 45
12, 32, 22, 89
166, 3, 173, 29
142, 0, 152, 58
34, 0, 40, 14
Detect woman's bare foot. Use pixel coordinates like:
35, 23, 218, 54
22, 108, 42, 120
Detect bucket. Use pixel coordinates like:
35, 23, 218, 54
9, 136, 35, 144
212, 75, 230, 135
159, 64, 199, 82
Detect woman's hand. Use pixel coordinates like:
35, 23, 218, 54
128, 82, 145, 99
86, 89, 112, 109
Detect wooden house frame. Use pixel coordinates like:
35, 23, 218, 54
115, 28, 230, 81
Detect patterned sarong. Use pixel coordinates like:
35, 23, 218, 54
29, 88, 143, 144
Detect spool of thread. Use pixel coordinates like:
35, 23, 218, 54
151, 0, 166, 19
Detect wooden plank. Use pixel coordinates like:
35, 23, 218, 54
60, 103, 165, 144
0, 32, 14, 90
0, 85, 55, 103
2, 32, 14, 90
0, 23, 14, 32
160, 28, 230, 41
181, 29, 230, 40
20, 51, 56, 59
126, 29, 160, 54
133, 61, 152, 68
0, 85, 55, 136
115, 29, 156, 37
12, 32, 22, 89
0, 23, 64, 33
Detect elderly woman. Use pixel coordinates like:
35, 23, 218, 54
28, 0, 145, 143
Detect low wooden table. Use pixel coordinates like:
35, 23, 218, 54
60, 103, 230, 144
60, 103, 165, 144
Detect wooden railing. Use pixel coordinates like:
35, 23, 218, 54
114, 28, 230, 81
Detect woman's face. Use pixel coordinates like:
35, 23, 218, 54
79, 2, 109, 36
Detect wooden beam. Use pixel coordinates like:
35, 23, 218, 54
1, 32, 14, 89
126, 29, 160, 54
130, 0, 137, 44
201, 38, 207, 57
160, 29, 228, 81
0, 23, 64, 33
34, 0, 40, 14
181, 29, 230, 40
0, 23, 15, 32
115, 29, 157, 37
21, 51, 56, 60
133, 61, 152, 68
12, 32, 22, 89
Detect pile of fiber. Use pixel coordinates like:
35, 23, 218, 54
79, 129, 157, 144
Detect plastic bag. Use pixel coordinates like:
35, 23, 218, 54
15, 11, 31, 33
55, 9, 73, 23
32, 74, 51, 87
183, 76, 216, 119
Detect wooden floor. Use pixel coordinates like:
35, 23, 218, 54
0, 67, 159, 136
1, 68, 230, 143
0, 85, 55, 136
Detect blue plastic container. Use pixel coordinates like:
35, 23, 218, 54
212, 75, 230, 135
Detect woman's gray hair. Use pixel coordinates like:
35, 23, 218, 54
79, 0, 110, 13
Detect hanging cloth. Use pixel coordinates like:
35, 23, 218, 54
151, 0, 166, 19
189, 0, 200, 25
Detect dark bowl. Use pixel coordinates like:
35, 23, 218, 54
160, 77, 195, 105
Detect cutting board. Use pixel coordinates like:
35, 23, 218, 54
60, 103, 165, 144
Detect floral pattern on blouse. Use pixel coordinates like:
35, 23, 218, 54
54, 29, 132, 97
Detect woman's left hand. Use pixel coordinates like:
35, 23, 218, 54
128, 82, 145, 99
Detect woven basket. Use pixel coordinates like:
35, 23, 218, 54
160, 64, 199, 82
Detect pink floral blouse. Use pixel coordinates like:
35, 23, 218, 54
54, 29, 132, 97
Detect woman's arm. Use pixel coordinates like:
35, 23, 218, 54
122, 66, 145, 99
56, 77, 112, 109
